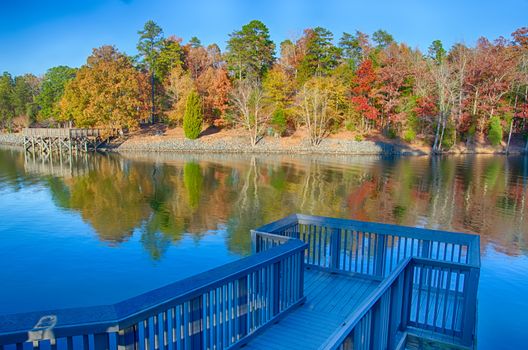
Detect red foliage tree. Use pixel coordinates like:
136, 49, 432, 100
350, 59, 379, 125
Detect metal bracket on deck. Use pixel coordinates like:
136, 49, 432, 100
28, 315, 57, 341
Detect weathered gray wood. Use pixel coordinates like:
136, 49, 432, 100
22, 128, 109, 155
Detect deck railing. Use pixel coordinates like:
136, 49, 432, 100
251, 231, 291, 253
256, 214, 480, 349
319, 257, 411, 350
0, 239, 307, 350
23, 128, 102, 138
405, 258, 479, 345
255, 214, 480, 278
0, 215, 479, 350
319, 257, 479, 349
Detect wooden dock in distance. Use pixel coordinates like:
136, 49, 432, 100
23, 128, 106, 155
0, 214, 480, 350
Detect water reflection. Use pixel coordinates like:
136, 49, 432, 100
2, 147, 527, 348
0, 148, 526, 258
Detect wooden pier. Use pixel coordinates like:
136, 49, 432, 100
23, 128, 106, 156
0, 214, 480, 350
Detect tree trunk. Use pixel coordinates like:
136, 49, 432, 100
506, 118, 514, 154
438, 113, 447, 153
150, 72, 155, 124
507, 92, 519, 154
433, 112, 442, 153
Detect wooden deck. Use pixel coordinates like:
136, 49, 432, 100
22, 128, 109, 155
0, 214, 480, 350
243, 269, 378, 349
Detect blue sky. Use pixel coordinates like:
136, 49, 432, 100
1, 0, 527, 76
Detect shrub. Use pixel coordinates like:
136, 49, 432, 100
403, 129, 416, 143
345, 120, 356, 132
354, 134, 364, 141
270, 108, 287, 136
183, 91, 203, 140
385, 127, 397, 139
441, 122, 456, 150
487, 116, 503, 146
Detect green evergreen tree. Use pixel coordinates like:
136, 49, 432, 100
137, 20, 164, 122
298, 27, 341, 83
226, 20, 275, 81
183, 91, 203, 139
372, 29, 394, 49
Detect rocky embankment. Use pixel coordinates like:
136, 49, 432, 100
115, 136, 424, 155
0, 133, 23, 146
1, 131, 524, 155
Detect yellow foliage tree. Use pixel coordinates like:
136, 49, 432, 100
60, 46, 150, 131
296, 76, 347, 145
262, 66, 295, 110
164, 65, 195, 125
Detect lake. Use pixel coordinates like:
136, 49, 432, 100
0, 147, 526, 349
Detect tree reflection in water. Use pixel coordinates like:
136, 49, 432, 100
0, 147, 526, 259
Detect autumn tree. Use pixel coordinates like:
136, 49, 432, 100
231, 79, 267, 146
297, 76, 343, 145
511, 27, 528, 151
60, 46, 149, 131
164, 65, 194, 125
350, 59, 379, 131
469, 38, 516, 141
195, 66, 231, 125
185, 41, 211, 80
446, 44, 470, 141
263, 66, 295, 110
226, 20, 275, 81
429, 53, 457, 151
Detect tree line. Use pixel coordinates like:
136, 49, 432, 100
1, 20, 527, 151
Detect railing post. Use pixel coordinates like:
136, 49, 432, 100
374, 234, 387, 277
250, 230, 257, 254
461, 267, 479, 346
400, 261, 414, 330
118, 327, 136, 350
421, 240, 431, 259
272, 261, 281, 316
93, 333, 110, 350
330, 227, 341, 270
299, 251, 305, 299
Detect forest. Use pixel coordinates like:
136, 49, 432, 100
1, 20, 528, 152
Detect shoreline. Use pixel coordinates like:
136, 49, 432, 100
1, 132, 525, 156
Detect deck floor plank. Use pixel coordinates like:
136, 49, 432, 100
242, 269, 379, 350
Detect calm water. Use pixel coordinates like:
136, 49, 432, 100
0, 147, 527, 349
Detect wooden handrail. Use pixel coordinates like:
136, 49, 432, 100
22, 128, 104, 138
319, 257, 479, 349
0, 239, 307, 345
255, 214, 481, 270
319, 257, 412, 350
